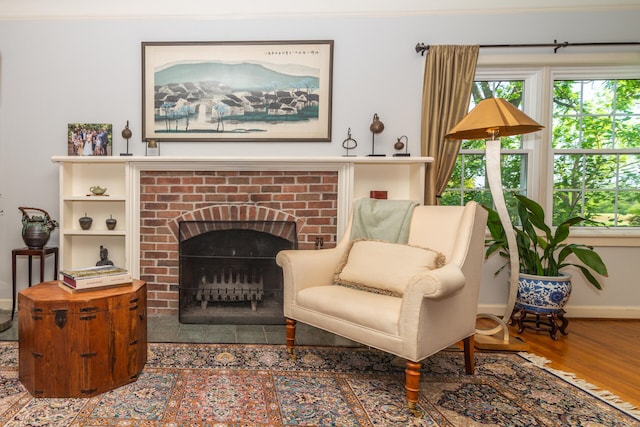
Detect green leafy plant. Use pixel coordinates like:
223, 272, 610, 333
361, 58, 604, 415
485, 194, 608, 289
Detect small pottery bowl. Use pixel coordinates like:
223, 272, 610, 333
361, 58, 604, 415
79, 214, 93, 230
106, 215, 117, 230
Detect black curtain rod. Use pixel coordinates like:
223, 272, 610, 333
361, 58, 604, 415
415, 40, 640, 56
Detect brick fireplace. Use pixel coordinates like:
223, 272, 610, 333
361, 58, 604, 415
138, 170, 338, 316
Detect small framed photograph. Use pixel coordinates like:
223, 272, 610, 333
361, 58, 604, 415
67, 123, 113, 156
142, 40, 334, 142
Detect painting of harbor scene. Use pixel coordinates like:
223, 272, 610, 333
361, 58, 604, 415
142, 41, 333, 142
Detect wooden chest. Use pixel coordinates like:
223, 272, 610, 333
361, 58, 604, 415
18, 280, 147, 397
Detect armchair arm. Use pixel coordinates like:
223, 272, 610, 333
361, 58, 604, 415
405, 263, 466, 300
276, 246, 347, 292
399, 263, 474, 359
398, 263, 467, 338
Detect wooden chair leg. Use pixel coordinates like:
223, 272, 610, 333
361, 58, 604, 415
463, 335, 475, 374
405, 360, 422, 417
286, 318, 296, 357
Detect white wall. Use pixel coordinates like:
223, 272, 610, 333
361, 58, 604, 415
1, 8, 639, 317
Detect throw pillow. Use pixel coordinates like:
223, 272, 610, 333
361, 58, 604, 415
334, 239, 445, 297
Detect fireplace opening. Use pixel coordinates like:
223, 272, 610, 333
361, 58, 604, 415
178, 220, 297, 324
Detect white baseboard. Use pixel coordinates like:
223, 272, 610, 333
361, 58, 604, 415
2, 300, 637, 319
477, 304, 640, 319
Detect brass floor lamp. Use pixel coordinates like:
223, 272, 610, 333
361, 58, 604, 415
445, 98, 544, 350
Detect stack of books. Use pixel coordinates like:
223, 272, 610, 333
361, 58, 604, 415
59, 265, 132, 292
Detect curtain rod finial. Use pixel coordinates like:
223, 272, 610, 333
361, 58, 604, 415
415, 42, 428, 56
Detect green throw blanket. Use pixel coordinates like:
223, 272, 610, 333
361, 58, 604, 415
349, 198, 419, 244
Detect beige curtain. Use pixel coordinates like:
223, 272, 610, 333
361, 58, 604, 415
421, 45, 479, 205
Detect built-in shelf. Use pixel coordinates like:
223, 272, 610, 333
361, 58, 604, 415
53, 155, 433, 275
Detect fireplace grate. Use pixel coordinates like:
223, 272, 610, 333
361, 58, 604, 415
178, 220, 297, 324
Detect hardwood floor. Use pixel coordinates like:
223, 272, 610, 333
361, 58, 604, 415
499, 318, 640, 409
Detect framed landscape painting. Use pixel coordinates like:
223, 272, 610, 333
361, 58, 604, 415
67, 123, 113, 156
142, 40, 334, 142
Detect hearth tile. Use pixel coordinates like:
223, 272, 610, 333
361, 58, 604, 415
263, 325, 287, 344
206, 328, 237, 343
179, 323, 212, 332
148, 328, 177, 342
148, 315, 180, 331
175, 330, 208, 343
236, 326, 267, 344
0, 314, 17, 340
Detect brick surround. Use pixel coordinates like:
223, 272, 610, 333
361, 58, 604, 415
139, 170, 338, 316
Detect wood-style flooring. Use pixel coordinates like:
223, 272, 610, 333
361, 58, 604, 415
501, 318, 640, 409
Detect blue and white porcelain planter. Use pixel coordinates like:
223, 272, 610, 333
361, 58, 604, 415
515, 273, 572, 314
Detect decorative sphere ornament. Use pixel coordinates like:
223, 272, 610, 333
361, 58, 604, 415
121, 121, 132, 139
367, 113, 386, 157
120, 120, 133, 156
369, 113, 384, 134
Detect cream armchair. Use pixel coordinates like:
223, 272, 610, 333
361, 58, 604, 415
276, 201, 488, 415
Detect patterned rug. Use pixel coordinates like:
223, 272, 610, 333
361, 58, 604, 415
0, 341, 638, 426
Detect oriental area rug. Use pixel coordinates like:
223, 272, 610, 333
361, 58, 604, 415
0, 342, 638, 426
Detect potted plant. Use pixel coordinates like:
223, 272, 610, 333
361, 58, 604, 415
484, 194, 608, 317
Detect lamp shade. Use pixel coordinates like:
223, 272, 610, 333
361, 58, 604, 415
445, 98, 543, 140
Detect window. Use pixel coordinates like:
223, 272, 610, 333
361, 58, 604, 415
441, 77, 534, 214
551, 77, 640, 226
442, 63, 640, 233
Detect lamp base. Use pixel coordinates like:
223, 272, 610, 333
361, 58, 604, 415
367, 154, 386, 157
393, 153, 411, 157
475, 313, 528, 351
120, 153, 133, 156
474, 333, 528, 351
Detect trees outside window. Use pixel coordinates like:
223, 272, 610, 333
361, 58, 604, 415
552, 78, 640, 226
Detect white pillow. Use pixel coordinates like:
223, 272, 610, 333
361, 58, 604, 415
334, 239, 445, 297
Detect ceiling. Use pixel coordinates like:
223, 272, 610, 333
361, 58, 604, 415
1, 0, 639, 20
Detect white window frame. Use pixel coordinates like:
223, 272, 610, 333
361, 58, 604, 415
472, 68, 543, 199
547, 66, 640, 240
472, 53, 640, 245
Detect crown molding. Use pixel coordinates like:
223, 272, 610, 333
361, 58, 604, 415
1, 0, 639, 21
